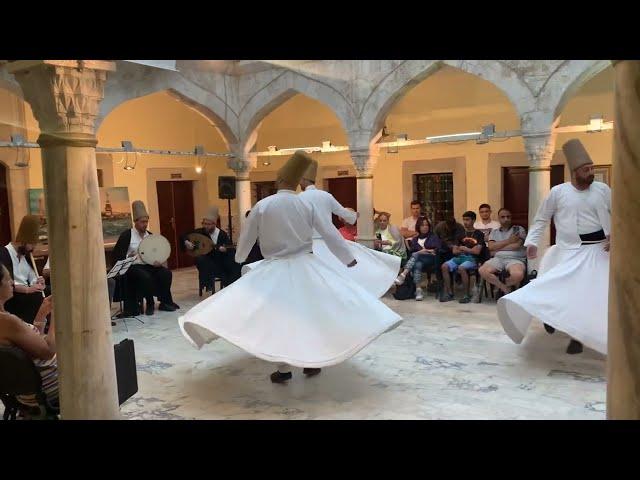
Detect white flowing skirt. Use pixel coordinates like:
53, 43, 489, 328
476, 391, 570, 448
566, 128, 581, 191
179, 252, 403, 368
241, 239, 401, 298
496, 243, 609, 354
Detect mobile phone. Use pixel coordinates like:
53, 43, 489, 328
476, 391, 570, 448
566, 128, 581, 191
376, 233, 382, 240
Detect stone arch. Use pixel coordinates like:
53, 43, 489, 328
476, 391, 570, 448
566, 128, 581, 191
541, 60, 612, 119
98, 63, 238, 147
359, 60, 535, 141
238, 69, 356, 141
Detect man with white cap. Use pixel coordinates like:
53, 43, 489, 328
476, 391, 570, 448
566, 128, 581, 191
497, 138, 611, 355
181, 205, 236, 292
113, 200, 179, 316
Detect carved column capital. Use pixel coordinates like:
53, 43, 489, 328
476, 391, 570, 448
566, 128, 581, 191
522, 130, 557, 171
7, 60, 115, 143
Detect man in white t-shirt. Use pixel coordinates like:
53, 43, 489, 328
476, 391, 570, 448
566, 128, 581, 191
474, 203, 501, 241
400, 200, 422, 239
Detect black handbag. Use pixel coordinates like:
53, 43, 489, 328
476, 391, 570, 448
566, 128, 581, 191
393, 273, 416, 300
113, 339, 138, 406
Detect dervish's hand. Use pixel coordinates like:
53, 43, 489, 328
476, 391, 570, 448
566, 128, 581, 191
526, 245, 538, 259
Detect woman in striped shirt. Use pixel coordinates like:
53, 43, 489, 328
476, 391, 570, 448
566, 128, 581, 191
0, 264, 58, 411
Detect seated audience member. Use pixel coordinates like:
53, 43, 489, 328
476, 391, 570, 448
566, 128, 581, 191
243, 210, 264, 265
0, 215, 45, 324
440, 211, 486, 304
338, 208, 358, 242
374, 212, 407, 261
434, 216, 466, 260
0, 266, 58, 411
181, 206, 239, 291
474, 203, 501, 241
400, 200, 422, 239
113, 200, 179, 316
479, 208, 527, 295
394, 217, 442, 301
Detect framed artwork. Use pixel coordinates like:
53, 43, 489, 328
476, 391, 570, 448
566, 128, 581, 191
28, 186, 133, 244
27, 189, 48, 243
593, 165, 611, 186
99, 187, 133, 243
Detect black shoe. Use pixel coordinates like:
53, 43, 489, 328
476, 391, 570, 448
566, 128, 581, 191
459, 295, 471, 304
439, 293, 454, 303
170, 302, 180, 310
544, 323, 556, 334
158, 303, 177, 312
270, 371, 292, 383
145, 302, 155, 316
566, 340, 583, 355
303, 368, 321, 377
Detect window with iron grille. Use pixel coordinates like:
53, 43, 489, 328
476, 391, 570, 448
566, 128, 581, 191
413, 173, 454, 225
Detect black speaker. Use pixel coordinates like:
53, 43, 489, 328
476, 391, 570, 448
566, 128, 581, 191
114, 338, 138, 406
218, 176, 236, 200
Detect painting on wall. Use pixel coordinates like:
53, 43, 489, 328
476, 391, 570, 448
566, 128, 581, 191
28, 187, 133, 244
27, 189, 48, 244
99, 187, 133, 243
593, 165, 612, 186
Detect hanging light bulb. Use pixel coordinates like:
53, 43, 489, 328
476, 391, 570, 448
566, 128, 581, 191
194, 145, 205, 173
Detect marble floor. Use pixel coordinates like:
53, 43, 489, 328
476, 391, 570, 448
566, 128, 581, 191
112, 267, 606, 420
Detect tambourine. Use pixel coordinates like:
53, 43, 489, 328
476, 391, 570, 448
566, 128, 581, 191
185, 232, 214, 257
138, 234, 171, 265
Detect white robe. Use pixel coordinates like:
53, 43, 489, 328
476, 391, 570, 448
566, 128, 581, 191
497, 182, 611, 354
242, 185, 401, 298
178, 189, 402, 368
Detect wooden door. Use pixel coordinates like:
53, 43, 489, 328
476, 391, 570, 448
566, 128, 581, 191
326, 177, 357, 228
549, 165, 565, 245
0, 163, 10, 246
503, 167, 530, 230
503, 165, 565, 236
156, 180, 195, 270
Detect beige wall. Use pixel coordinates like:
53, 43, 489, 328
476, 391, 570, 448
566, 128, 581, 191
0, 65, 615, 241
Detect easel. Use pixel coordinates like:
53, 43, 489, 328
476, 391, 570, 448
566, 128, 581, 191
107, 257, 143, 330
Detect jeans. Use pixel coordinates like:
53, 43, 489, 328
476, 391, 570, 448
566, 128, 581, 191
404, 252, 438, 284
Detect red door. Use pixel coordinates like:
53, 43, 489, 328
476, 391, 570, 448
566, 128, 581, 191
156, 181, 196, 270
503, 167, 530, 230
326, 177, 357, 228
0, 163, 11, 246
503, 165, 565, 236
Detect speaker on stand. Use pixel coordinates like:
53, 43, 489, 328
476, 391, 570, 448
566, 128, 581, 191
218, 176, 237, 243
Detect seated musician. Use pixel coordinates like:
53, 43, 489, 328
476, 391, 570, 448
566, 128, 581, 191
112, 200, 179, 316
181, 206, 238, 292
0, 215, 46, 324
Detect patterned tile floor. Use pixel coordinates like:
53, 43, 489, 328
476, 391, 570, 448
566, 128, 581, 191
112, 267, 606, 420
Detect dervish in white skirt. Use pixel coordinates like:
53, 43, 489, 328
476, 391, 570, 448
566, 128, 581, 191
497, 139, 610, 355
242, 158, 401, 298
179, 151, 402, 383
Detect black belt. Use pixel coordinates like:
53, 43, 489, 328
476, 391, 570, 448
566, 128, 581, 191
579, 229, 606, 244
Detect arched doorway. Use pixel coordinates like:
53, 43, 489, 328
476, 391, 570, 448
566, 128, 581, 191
0, 162, 11, 245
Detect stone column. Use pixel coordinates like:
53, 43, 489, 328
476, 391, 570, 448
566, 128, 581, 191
227, 152, 256, 232
8, 60, 120, 419
607, 60, 640, 420
351, 146, 379, 248
522, 129, 557, 263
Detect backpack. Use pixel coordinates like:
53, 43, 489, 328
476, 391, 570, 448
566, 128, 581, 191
393, 273, 416, 300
